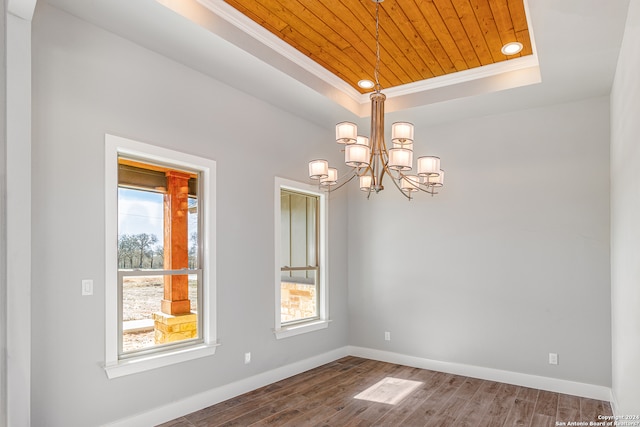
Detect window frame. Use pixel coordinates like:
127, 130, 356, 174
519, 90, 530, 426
104, 134, 217, 378
274, 177, 329, 339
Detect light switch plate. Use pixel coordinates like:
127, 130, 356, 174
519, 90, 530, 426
82, 279, 93, 296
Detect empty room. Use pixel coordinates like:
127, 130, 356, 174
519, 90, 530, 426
3, 0, 640, 425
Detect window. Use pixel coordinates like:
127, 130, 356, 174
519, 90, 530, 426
280, 189, 319, 324
117, 160, 201, 356
274, 178, 328, 339
105, 135, 217, 378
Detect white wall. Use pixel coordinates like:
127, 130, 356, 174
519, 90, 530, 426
610, 0, 640, 415
31, 4, 348, 426
5, 4, 32, 427
348, 96, 612, 387
0, 3, 6, 425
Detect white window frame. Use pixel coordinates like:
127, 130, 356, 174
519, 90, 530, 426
274, 177, 329, 339
104, 134, 217, 378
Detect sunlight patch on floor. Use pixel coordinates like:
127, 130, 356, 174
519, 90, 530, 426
354, 377, 423, 405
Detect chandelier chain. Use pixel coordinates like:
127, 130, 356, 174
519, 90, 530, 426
374, 1, 381, 92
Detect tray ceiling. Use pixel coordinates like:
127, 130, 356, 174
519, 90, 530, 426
42, 0, 629, 125
222, 0, 534, 93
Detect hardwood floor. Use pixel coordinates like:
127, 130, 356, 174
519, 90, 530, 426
159, 357, 613, 427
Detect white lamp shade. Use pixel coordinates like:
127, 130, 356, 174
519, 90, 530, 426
392, 122, 414, 145
359, 175, 372, 191
336, 122, 357, 144
345, 144, 371, 167
388, 148, 413, 171
320, 167, 338, 186
356, 135, 370, 146
308, 159, 329, 179
401, 175, 420, 192
417, 156, 440, 176
425, 169, 444, 187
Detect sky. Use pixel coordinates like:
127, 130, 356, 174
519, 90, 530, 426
118, 188, 164, 244
118, 188, 198, 246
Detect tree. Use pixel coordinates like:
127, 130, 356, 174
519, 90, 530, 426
135, 233, 158, 268
189, 232, 198, 269
118, 233, 160, 269
150, 243, 163, 269
118, 234, 136, 269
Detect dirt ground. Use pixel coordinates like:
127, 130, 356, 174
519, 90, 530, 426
122, 275, 197, 352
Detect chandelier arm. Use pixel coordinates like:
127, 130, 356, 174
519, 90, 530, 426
359, 164, 375, 198
365, 171, 373, 199
379, 159, 388, 186
415, 184, 439, 195
337, 168, 360, 181
407, 173, 440, 195
378, 138, 390, 162
416, 185, 439, 196
394, 169, 440, 196
325, 170, 359, 192
377, 147, 391, 188
357, 165, 374, 177
382, 163, 412, 200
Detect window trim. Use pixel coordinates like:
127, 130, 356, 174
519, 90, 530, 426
104, 134, 217, 378
274, 177, 329, 339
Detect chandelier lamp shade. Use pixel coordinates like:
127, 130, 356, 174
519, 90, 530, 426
307, 0, 444, 200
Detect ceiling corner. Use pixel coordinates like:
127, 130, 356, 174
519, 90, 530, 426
8, 0, 37, 21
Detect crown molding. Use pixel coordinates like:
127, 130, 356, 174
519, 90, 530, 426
196, 0, 364, 104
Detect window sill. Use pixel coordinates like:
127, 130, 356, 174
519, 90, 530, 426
104, 342, 219, 379
274, 319, 330, 340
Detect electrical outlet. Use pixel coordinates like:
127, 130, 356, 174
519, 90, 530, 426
384, 331, 391, 341
548, 353, 558, 365
244, 352, 251, 364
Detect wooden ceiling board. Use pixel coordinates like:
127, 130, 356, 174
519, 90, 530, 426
334, 0, 409, 86
508, 0, 533, 57
429, 0, 482, 69
420, 0, 480, 71
451, 0, 494, 65
224, 0, 533, 93
385, 1, 446, 77
401, 1, 458, 74
369, 12, 429, 82
246, 0, 366, 81
473, 0, 508, 62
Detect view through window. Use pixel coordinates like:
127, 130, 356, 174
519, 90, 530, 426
280, 189, 320, 325
118, 159, 201, 355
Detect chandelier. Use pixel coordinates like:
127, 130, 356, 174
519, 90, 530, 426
307, 0, 444, 200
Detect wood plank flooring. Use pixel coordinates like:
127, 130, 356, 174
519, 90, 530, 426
159, 357, 613, 427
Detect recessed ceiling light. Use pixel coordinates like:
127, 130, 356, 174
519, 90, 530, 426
501, 42, 523, 55
358, 79, 375, 89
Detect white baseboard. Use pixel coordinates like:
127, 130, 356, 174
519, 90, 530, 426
348, 346, 612, 402
105, 345, 613, 426
103, 346, 349, 427
610, 389, 619, 416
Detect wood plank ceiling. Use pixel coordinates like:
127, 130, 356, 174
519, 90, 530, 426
224, 0, 532, 94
